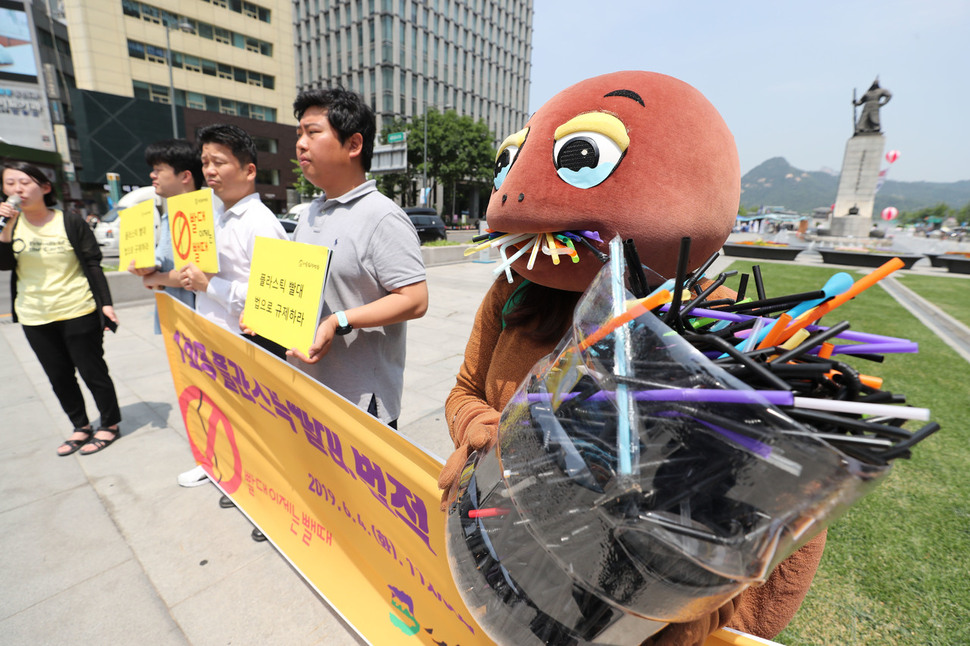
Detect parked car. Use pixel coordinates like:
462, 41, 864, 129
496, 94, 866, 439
93, 186, 160, 256
278, 202, 311, 240
403, 207, 447, 243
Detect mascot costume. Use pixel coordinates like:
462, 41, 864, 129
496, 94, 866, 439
437, 71, 935, 646
437, 71, 823, 645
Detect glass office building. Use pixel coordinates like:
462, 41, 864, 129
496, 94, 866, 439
293, 0, 533, 143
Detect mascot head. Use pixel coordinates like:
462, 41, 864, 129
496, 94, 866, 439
486, 70, 740, 291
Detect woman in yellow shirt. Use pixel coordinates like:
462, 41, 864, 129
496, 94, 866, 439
0, 161, 121, 455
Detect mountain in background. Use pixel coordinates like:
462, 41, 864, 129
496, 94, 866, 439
740, 157, 970, 214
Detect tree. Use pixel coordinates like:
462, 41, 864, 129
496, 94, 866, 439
898, 202, 953, 226
375, 108, 494, 214
290, 159, 320, 200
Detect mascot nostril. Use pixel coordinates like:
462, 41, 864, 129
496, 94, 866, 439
517, 193, 524, 202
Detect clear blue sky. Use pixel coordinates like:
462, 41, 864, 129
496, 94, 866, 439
527, 0, 968, 183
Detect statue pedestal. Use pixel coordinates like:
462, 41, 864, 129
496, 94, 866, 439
830, 133, 884, 238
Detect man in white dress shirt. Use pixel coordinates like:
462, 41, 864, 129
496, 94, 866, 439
179, 123, 288, 357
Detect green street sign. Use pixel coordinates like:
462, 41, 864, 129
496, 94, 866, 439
387, 131, 406, 143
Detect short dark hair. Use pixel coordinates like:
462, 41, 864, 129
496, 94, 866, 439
2, 160, 57, 207
293, 87, 376, 171
145, 139, 204, 190
196, 123, 258, 169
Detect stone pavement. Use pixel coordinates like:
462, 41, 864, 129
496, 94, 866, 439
1, 247, 966, 645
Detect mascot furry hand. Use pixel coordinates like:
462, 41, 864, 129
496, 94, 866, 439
440, 71, 825, 645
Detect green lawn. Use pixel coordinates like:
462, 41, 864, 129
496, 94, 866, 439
719, 261, 970, 645
895, 273, 970, 329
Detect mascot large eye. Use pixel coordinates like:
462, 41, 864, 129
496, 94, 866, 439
493, 128, 528, 190
553, 113, 629, 189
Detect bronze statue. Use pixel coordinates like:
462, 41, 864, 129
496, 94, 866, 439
854, 79, 891, 134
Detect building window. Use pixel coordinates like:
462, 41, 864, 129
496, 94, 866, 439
127, 39, 274, 90
255, 169, 280, 184
186, 91, 206, 109
252, 136, 278, 154
127, 40, 145, 59
219, 98, 238, 115
125, 1, 273, 57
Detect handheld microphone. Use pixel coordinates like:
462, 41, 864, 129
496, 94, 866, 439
1, 195, 20, 230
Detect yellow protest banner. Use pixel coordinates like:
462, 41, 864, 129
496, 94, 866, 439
157, 294, 767, 646
243, 236, 331, 356
167, 188, 218, 272
117, 198, 156, 270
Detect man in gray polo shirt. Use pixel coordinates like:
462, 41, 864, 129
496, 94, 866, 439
288, 88, 428, 428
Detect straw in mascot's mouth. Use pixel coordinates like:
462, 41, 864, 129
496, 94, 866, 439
466, 229, 609, 282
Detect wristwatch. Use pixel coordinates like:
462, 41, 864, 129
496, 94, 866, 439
334, 310, 353, 335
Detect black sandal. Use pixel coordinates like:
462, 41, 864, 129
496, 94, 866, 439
57, 427, 93, 457
79, 427, 120, 455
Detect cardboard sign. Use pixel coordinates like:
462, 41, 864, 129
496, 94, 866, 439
167, 188, 218, 272
117, 199, 156, 270
244, 236, 331, 356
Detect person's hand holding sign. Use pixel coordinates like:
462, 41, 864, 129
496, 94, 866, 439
179, 262, 212, 291
287, 313, 339, 364
127, 259, 157, 278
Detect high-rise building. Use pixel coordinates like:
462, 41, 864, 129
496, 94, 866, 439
293, 0, 533, 145
52, 0, 298, 212
64, 0, 295, 124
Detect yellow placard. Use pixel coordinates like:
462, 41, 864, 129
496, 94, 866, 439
157, 294, 769, 646
167, 188, 218, 272
117, 199, 156, 270
243, 236, 331, 356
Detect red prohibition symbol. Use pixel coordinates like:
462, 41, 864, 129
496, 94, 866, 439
178, 385, 243, 493
172, 211, 192, 260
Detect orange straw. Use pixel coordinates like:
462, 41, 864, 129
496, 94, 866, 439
826, 369, 883, 391
756, 313, 792, 350
778, 258, 904, 344
579, 289, 671, 351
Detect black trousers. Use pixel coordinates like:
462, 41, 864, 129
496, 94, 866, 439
22, 311, 121, 429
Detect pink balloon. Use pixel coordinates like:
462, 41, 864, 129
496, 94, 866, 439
881, 206, 898, 221
885, 150, 900, 164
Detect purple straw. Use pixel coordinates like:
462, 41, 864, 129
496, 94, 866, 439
520, 389, 793, 406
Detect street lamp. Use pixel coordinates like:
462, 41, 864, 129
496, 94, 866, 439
164, 18, 195, 138
422, 107, 428, 205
